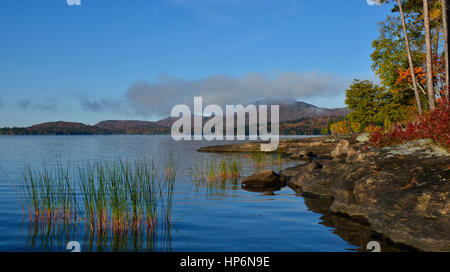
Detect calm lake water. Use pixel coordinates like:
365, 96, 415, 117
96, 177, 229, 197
0, 135, 399, 252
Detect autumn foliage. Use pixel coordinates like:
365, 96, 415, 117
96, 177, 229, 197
369, 99, 450, 150
396, 66, 427, 86
330, 120, 352, 135
396, 56, 448, 98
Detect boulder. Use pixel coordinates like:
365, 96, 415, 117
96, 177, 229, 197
356, 133, 369, 143
242, 170, 287, 189
330, 139, 366, 162
331, 140, 350, 160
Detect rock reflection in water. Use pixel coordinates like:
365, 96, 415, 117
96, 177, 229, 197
241, 187, 281, 196
302, 196, 418, 252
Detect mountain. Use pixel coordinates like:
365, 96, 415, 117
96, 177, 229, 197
5, 121, 111, 135
154, 117, 182, 128
253, 98, 350, 122
95, 120, 160, 129
253, 98, 298, 106
94, 120, 168, 134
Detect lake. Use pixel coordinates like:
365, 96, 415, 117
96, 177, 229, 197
0, 135, 400, 252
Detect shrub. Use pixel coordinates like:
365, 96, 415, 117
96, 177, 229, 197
365, 124, 383, 135
369, 100, 449, 150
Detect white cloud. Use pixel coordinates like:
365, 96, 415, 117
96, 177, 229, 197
367, 0, 382, 6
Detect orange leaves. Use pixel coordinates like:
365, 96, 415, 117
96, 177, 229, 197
396, 54, 446, 93
396, 66, 427, 86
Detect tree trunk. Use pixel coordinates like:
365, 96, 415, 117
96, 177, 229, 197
442, 0, 449, 100
398, 0, 423, 115
423, 0, 436, 110
433, 29, 439, 60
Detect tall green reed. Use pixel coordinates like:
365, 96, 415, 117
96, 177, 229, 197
192, 157, 242, 183
18, 157, 176, 251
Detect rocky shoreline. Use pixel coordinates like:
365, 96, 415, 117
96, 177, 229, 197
198, 136, 450, 251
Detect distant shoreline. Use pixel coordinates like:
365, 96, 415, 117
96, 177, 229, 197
0, 134, 322, 137
0, 116, 345, 136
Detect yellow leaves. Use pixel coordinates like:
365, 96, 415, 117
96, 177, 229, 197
365, 124, 383, 134
429, 5, 441, 21
330, 120, 352, 135
384, 119, 393, 131
351, 122, 362, 133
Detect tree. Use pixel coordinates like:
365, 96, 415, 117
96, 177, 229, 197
372, 16, 414, 89
345, 79, 404, 129
374, 0, 446, 107
442, 0, 449, 99
423, 0, 436, 109
371, 15, 426, 114
397, 0, 423, 114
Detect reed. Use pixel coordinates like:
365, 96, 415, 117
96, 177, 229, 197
21, 161, 78, 227
192, 157, 242, 183
249, 147, 287, 168
252, 147, 267, 168
276, 148, 286, 166
18, 157, 176, 251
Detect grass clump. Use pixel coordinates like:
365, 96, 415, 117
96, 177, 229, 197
247, 146, 287, 168
192, 157, 242, 183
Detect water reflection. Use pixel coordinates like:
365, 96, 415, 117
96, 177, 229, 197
0, 136, 416, 252
302, 196, 417, 252
241, 188, 281, 196
26, 219, 173, 252
189, 153, 289, 200
26, 219, 77, 251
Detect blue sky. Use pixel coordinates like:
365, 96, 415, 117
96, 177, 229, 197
0, 0, 392, 127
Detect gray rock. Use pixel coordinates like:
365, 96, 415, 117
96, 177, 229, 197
289, 139, 450, 251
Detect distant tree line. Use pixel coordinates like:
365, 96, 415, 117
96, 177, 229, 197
0, 117, 340, 136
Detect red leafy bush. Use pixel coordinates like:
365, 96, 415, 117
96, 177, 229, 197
369, 100, 450, 150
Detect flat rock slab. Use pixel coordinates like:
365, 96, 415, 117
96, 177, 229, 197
198, 142, 262, 153
289, 138, 450, 251
242, 170, 287, 189
197, 136, 347, 158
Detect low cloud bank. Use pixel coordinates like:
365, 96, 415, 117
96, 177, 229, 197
126, 72, 347, 117
15, 99, 58, 112
79, 95, 124, 113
